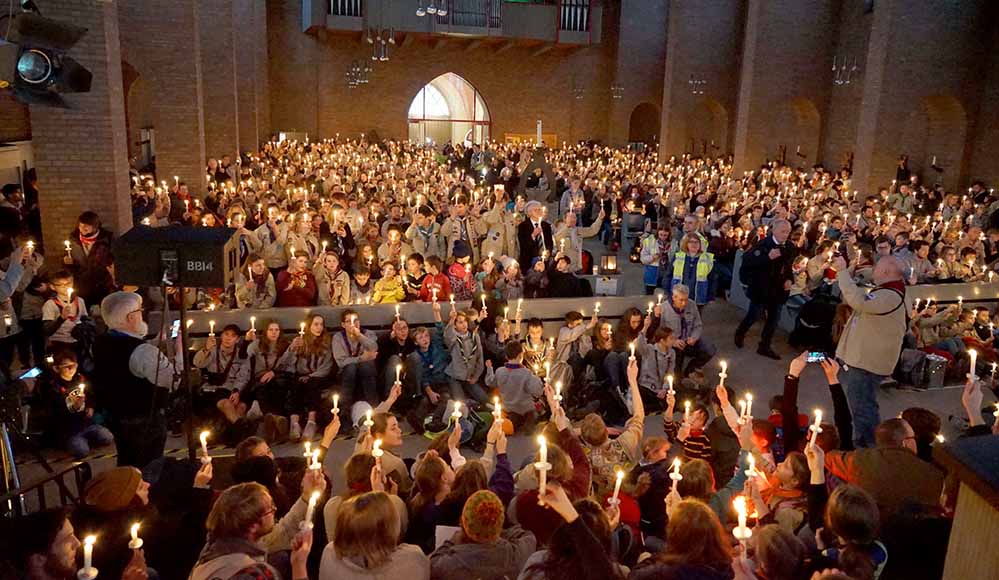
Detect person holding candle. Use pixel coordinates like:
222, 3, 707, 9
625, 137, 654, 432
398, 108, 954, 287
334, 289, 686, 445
253, 203, 290, 277
324, 454, 409, 542
275, 249, 318, 307
405, 450, 458, 554
552, 310, 599, 403
418, 255, 452, 302
655, 283, 717, 379
190, 471, 325, 580
372, 261, 406, 304
517, 201, 555, 274
285, 210, 321, 263
42, 270, 89, 352
663, 393, 714, 462
553, 207, 605, 275
629, 436, 673, 544
519, 494, 624, 580
444, 304, 488, 406
401, 253, 428, 302
377, 317, 416, 399
446, 240, 477, 302
829, 254, 908, 448
629, 499, 732, 580
34, 349, 114, 459
234, 254, 277, 309
313, 251, 351, 306
405, 305, 453, 434
480, 187, 523, 262
193, 323, 258, 444
602, 308, 645, 411
483, 341, 544, 432
349, 264, 375, 304
62, 211, 115, 307
353, 407, 413, 496
278, 314, 333, 441
332, 308, 381, 411
376, 225, 414, 272
406, 206, 445, 260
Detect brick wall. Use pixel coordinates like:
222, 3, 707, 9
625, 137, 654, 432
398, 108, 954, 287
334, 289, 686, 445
607, 0, 668, 146
200, 0, 240, 161
0, 94, 31, 143
30, 0, 132, 256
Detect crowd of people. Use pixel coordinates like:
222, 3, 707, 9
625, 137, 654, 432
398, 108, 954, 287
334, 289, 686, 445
0, 138, 998, 580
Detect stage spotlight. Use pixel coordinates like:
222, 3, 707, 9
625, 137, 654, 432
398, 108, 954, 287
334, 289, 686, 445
0, 11, 92, 108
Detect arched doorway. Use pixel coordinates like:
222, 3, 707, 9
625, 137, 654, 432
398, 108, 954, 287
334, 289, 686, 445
771, 97, 820, 167
687, 98, 728, 157
628, 103, 661, 145
898, 95, 966, 191
408, 73, 490, 145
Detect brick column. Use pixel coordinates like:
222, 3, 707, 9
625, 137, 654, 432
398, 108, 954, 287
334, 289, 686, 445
200, 0, 239, 161
31, 0, 132, 256
119, 0, 207, 194
235, 0, 258, 153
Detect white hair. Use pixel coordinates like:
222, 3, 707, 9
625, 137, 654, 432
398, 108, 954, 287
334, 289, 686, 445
101, 291, 142, 331
672, 284, 690, 297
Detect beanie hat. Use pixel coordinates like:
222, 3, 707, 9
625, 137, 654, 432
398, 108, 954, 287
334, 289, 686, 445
460, 490, 504, 543
84, 467, 142, 512
452, 240, 472, 259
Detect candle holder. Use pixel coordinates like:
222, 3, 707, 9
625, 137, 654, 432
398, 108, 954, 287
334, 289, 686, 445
606, 496, 621, 507
128, 538, 143, 550
733, 524, 752, 544
77, 568, 98, 580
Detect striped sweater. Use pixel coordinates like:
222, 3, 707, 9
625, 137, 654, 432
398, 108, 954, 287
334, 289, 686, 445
664, 419, 713, 461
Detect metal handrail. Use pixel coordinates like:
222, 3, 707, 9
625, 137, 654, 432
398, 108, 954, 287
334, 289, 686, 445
0, 461, 92, 518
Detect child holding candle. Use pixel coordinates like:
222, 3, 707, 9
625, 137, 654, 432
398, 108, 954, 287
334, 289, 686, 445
372, 261, 406, 304
483, 341, 544, 432
274, 250, 318, 307
349, 264, 375, 304
34, 349, 114, 458
313, 251, 351, 306
630, 436, 672, 542
663, 394, 713, 461
495, 257, 525, 302
446, 240, 476, 302
553, 310, 599, 401
402, 253, 427, 302
42, 270, 88, 350
443, 305, 488, 406
331, 309, 380, 412
418, 255, 452, 302
405, 205, 445, 259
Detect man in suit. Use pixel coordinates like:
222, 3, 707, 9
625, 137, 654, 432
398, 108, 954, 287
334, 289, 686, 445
734, 218, 794, 359
517, 201, 554, 269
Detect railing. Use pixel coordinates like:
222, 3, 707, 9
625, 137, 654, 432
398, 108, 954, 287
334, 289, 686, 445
330, 0, 363, 17
1, 461, 92, 518
559, 0, 590, 31
436, 0, 501, 28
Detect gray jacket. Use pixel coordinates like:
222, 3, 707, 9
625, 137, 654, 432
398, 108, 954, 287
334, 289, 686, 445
444, 326, 485, 382
430, 526, 537, 580
658, 301, 703, 342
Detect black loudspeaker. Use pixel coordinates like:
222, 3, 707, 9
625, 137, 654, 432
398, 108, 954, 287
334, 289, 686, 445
113, 225, 239, 288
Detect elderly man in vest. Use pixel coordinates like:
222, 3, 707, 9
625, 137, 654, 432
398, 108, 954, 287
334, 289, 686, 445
830, 255, 907, 448
93, 291, 181, 468
653, 284, 716, 378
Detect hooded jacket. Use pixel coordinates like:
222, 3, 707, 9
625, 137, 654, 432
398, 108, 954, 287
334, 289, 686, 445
429, 526, 537, 580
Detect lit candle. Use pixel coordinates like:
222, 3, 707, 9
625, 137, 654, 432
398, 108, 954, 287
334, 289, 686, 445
299, 322, 306, 336
684, 400, 691, 424
958, 296, 964, 308
81, 535, 97, 578
517, 298, 523, 315
432, 287, 438, 302
594, 301, 601, 315
199, 430, 211, 462
718, 360, 728, 387
209, 320, 215, 337
302, 491, 320, 530
969, 349, 978, 380
666, 374, 675, 395
629, 341, 636, 359
311, 450, 321, 470
450, 294, 456, 307
554, 381, 563, 403
493, 396, 502, 421
745, 393, 754, 418
364, 408, 374, 429
451, 400, 462, 420
670, 457, 682, 493
249, 316, 256, 332
67, 287, 74, 301
610, 469, 624, 504
733, 496, 752, 545
304, 441, 312, 460
395, 363, 402, 383
536, 435, 549, 502
647, 301, 653, 315
395, 304, 401, 321
64, 240, 72, 256
128, 523, 143, 550
372, 438, 384, 458
746, 453, 756, 478
809, 409, 823, 448
332, 393, 340, 414
481, 294, 487, 309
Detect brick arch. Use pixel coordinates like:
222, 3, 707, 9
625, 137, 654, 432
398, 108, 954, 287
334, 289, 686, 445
687, 97, 729, 156
899, 95, 967, 191
406, 72, 491, 145
628, 102, 660, 145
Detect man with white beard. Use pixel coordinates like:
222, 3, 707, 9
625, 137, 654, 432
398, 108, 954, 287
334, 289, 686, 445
93, 291, 182, 468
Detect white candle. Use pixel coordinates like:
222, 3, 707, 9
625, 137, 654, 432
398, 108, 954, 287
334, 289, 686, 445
304, 441, 312, 460
647, 301, 654, 315
82, 535, 96, 576
493, 396, 502, 420
67, 287, 74, 301
450, 294, 456, 307
395, 304, 401, 321
745, 393, 754, 418
64, 240, 72, 256
396, 364, 402, 383
432, 287, 438, 302
555, 381, 563, 403
199, 430, 210, 462
209, 320, 215, 337
670, 458, 682, 493
311, 450, 321, 470
250, 316, 256, 331
481, 294, 487, 309
684, 400, 691, 424
364, 408, 374, 429
128, 523, 142, 550
629, 341, 636, 359
452, 400, 463, 420
610, 469, 624, 504
809, 409, 823, 448
719, 360, 728, 387
732, 496, 752, 545
666, 374, 675, 395
303, 491, 320, 529
332, 393, 340, 414
372, 438, 384, 458
517, 298, 523, 315
656, 292, 664, 306
738, 400, 747, 420
536, 435, 549, 498
746, 453, 756, 478
299, 322, 306, 336
594, 301, 600, 314
969, 349, 978, 380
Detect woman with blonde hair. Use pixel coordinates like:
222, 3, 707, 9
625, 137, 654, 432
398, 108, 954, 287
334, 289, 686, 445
668, 233, 715, 307
320, 491, 429, 580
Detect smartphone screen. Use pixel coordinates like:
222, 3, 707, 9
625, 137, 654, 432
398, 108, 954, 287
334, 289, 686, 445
171, 319, 181, 339
19, 367, 42, 379
806, 352, 826, 363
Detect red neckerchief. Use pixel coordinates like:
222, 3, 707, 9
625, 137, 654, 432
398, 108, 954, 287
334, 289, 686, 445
79, 231, 98, 251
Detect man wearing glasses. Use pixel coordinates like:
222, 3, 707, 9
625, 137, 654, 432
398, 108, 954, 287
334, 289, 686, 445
92, 291, 182, 468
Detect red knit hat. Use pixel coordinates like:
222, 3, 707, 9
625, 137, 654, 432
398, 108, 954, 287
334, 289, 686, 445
460, 490, 504, 543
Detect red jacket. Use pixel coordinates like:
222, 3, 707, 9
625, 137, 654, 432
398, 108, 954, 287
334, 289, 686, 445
419, 272, 452, 302
275, 270, 317, 307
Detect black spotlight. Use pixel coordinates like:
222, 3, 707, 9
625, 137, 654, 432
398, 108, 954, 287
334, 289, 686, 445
0, 11, 92, 108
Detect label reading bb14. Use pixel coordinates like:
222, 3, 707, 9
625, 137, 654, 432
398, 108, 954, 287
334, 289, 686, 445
186, 260, 215, 272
